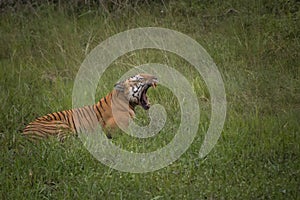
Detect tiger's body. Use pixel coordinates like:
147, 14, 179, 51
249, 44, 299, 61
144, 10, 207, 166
22, 74, 158, 141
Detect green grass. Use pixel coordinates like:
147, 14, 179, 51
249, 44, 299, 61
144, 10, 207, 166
0, 1, 299, 199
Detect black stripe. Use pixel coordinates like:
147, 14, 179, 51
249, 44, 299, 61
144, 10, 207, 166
71, 117, 77, 133
68, 110, 78, 133
87, 105, 96, 119
104, 96, 108, 105
77, 107, 93, 129
95, 104, 104, 122
30, 120, 65, 126
49, 113, 57, 120
23, 127, 55, 135
29, 122, 67, 130
84, 106, 96, 127
96, 104, 106, 126
74, 108, 85, 127
64, 110, 73, 129
100, 100, 105, 111
37, 116, 48, 121
24, 131, 46, 137
54, 112, 62, 120
81, 107, 92, 122
129, 102, 135, 111
58, 111, 66, 121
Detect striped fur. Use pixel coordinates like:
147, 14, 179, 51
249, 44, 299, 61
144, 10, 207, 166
22, 74, 158, 141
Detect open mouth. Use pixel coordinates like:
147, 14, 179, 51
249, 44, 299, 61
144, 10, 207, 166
140, 82, 157, 110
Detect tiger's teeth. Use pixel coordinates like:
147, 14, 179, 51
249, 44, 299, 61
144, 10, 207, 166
152, 83, 157, 88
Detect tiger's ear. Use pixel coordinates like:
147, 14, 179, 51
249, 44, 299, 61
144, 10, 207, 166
114, 81, 125, 92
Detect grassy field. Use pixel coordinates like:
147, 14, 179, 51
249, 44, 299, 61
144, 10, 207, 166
0, 1, 299, 199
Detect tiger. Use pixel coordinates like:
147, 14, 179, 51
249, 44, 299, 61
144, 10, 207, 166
22, 74, 158, 141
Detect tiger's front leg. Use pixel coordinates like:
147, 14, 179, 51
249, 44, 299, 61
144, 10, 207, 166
103, 109, 135, 138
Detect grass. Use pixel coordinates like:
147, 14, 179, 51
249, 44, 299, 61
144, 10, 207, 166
0, 1, 299, 199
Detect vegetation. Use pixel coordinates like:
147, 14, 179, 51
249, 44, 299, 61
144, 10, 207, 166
0, 1, 299, 199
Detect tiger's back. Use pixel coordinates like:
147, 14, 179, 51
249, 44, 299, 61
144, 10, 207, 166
23, 93, 113, 141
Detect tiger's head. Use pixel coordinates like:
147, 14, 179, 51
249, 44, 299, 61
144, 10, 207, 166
114, 74, 158, 110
